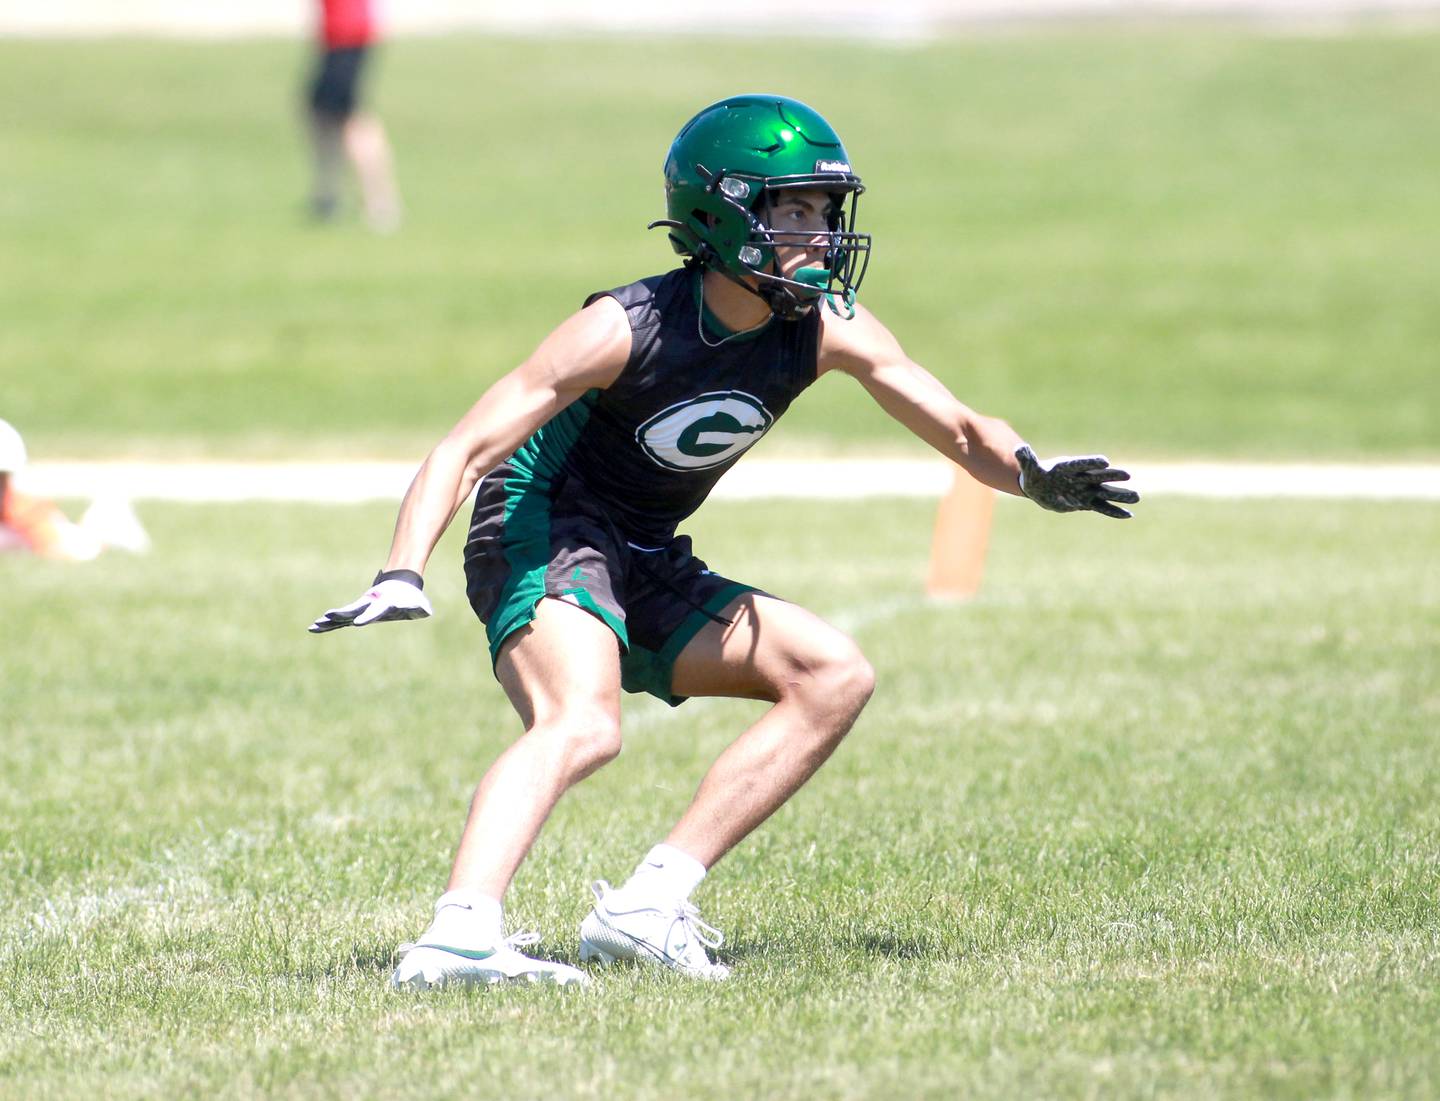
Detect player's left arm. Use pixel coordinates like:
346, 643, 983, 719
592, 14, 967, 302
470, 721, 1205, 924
818, 305, 1139, 518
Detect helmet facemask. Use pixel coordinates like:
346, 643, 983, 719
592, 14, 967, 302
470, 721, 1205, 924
738, 181, 870, 320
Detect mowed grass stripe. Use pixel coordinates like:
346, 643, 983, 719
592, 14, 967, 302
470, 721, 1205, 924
1, 496, 1437, 1098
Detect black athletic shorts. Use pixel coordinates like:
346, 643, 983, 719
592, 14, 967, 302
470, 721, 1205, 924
463, 467, 757, 706
308, 46, 369, 119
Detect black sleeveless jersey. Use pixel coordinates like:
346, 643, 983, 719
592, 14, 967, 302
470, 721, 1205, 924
487, 268, 821, 545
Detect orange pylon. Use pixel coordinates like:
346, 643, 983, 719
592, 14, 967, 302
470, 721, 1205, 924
925, 464, 995, 600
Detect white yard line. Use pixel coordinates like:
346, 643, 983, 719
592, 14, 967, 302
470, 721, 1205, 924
17, 459, 1440, 503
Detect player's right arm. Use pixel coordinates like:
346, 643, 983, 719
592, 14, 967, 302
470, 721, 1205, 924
309, 296, 631, 633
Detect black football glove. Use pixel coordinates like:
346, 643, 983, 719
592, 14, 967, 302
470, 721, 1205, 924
1015, 446, 1139, 519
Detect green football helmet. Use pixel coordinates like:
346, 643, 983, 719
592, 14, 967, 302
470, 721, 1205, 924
653, 94, 871, 319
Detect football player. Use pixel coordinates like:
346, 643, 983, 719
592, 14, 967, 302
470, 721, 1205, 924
311, 95, 1138, 987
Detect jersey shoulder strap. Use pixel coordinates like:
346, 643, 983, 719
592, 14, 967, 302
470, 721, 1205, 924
582, 269, 689, 365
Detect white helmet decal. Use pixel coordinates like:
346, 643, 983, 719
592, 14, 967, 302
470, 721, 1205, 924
635, 391, 774, 471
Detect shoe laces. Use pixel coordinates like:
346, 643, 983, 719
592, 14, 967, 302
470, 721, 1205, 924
676, 901, 723, 951
592, 879, 724, 959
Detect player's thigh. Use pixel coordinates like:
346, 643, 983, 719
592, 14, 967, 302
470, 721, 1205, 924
669, 592, 869, 703
495, 596, 623, 730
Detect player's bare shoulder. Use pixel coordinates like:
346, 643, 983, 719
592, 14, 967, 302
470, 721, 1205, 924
569, 293, 633, 366
524, 292, 632, 392
816, 302, 907, 378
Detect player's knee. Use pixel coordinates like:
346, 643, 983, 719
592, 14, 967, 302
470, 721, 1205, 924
849, 649, 877, 710
829, 644, 876, 718
790, 635, 875, 719
572, 710, 623, 772
536, 708, 622, 777
343, 115, 385, 155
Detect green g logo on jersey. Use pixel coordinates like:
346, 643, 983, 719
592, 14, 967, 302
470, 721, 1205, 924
636, 391, 775, 471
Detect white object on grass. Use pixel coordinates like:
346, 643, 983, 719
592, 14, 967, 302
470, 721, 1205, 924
81, 494, 152, 554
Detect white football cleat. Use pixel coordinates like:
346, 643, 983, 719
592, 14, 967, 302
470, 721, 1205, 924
579, 880, 730, 980
390, 932, 588, 990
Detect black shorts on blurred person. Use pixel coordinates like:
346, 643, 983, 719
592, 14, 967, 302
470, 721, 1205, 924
309, 45, 368, 120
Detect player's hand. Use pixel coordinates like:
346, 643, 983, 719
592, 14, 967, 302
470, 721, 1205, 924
1015, 445, 1139, 519
309, 572, 433, 633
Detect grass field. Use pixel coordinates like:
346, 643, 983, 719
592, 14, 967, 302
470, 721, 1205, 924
3, 496, 1438, 1098
2, 31, 1438, 459
3, 23, 1438, 1101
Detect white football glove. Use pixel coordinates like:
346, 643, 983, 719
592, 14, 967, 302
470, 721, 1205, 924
309, 570, 433, 633
1015, 445, 1139, 519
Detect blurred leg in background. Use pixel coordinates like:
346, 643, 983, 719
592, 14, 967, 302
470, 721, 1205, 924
342, 110, 402, 232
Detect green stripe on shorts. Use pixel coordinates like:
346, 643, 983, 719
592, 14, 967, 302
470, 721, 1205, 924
485, 446, 630, 667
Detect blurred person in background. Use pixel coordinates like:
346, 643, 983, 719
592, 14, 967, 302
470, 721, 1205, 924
0, 418, 30, 554
304, 0, 402, 232
311, 96, 1138, 990
0, 419, 149, 560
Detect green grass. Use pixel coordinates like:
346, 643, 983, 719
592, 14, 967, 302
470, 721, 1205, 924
2, 31, 1438, 459
2, 496, 1437, 1098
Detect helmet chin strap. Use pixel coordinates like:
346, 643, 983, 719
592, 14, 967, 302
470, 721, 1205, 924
752, 267, 828, 321
755, 277, 817, 321
690, 238, 825, 322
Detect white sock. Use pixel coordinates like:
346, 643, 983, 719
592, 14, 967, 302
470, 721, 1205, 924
423, 887, 504, 948
621, 843, 707, 902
